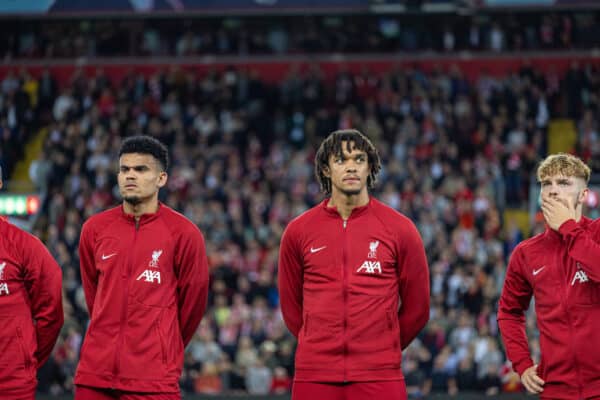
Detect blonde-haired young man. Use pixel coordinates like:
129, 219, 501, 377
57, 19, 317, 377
498, 153, 600, 399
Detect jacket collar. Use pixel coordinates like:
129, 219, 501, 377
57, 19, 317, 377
120, 202, 163, 225
321, 196, 372, 220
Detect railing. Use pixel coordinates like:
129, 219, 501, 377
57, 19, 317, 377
1, 50, 600, 85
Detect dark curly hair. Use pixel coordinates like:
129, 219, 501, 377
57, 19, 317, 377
119, 136, 169, 171
315, 129, 381, 195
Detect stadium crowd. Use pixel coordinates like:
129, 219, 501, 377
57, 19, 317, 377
0, 11, 598, 59
1, 58, 600, 397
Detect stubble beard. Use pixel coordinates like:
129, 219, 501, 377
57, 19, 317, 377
123, 195, 142, 206
341, 188, 362, 196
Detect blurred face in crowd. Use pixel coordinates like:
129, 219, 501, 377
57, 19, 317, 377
539, 173, 587, 212
118, 153, 167, 206
326, 141, 369, 198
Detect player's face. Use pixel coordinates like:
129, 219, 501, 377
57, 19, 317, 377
327, 141, 370, 197
539, 174, 587, 209
118, 153, 166, 206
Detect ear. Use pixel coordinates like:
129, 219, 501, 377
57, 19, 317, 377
157, 171, 168, 188
578, 187, 589, 207
322, 165, 331, 178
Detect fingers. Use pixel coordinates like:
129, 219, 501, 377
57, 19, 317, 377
540, 201, 553, 221
522, 365, 544, 394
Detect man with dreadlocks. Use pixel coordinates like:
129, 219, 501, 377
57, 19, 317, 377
278, 129, 430, 400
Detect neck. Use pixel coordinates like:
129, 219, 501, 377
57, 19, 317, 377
328, 191, 369, 220
575, 206, 583, 223
123, 199, 159, 220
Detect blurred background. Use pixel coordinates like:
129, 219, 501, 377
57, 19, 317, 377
1, 0, 600, 398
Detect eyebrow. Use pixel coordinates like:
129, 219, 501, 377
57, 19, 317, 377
336, 151, 367, 158
120, 164, 151, 170
541, 177, 572, 184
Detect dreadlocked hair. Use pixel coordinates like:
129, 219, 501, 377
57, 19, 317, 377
315, 129, 381, 195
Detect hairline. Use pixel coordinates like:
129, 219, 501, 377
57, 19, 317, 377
119, 152, 166, 172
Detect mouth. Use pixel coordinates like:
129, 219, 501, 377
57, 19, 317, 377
343, 177, 360, 183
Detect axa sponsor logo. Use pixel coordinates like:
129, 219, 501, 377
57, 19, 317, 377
357, 260, 382, 274
0, 283, 9, 296
0, 262, 8, 295
136, 270, 161, 284
572, 269, 589, 286
357, 241, 382, 274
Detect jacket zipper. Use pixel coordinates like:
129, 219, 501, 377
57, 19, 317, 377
113, 220, 138, 387
342, 218, 348, 382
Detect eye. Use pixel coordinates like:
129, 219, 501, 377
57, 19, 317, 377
334, 158, 344, 164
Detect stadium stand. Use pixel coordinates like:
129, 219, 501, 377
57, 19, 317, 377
1, 6, 600, 399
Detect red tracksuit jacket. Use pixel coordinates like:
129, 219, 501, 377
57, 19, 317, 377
74, 204, 209, 393
498, 217, 600, 399
278, 197, 430, 382
0, 217, 63, 396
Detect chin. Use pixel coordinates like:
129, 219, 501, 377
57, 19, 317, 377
341, 189, 363, 196
123, 196, 142, 206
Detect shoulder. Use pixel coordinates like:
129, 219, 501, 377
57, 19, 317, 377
514, 231, 546, 254
284, 204, 323, 235
82, 206, 121, 235
159, 205, 202, 237
1, 219, 39, 247
370, 198, 418, 234
506, 233, 546, 273
0, 219, 48, 259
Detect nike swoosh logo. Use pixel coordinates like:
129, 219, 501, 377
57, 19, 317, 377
533, 266, 545, 276
310, 246, 326, 254
101, 253, 117, 260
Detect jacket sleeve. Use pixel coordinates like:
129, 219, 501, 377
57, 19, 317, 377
396, 221, 430, 350
79, 221, 99, 317
559, 219, 600, 282
20, 231, 64, 368
175, 225, 209, 348
277, 224, 304, 338
497, 246, 534, 376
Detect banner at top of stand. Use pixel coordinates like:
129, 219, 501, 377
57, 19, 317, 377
0, 0, 368, 14
482, 0, 599, 6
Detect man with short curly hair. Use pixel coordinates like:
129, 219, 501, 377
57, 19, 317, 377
75, 136, 209, 400
279, 129, 430, 400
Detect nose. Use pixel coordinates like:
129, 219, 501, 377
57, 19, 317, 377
345, 160, 358, 172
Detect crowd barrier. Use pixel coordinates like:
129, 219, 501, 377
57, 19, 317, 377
1, 51, 600, 85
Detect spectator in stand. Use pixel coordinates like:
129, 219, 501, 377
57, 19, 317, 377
9, 59, 600, 396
